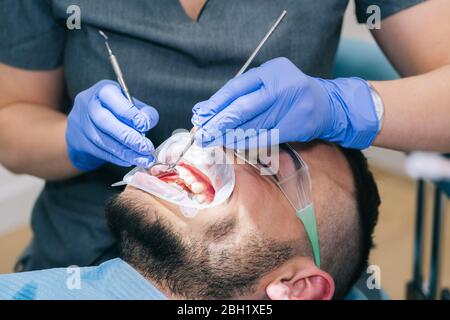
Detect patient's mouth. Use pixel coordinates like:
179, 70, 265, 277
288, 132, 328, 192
150, 162, 216, 205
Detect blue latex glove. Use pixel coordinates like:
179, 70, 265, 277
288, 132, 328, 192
66, 80, 159, 171
192, 57, 379, 149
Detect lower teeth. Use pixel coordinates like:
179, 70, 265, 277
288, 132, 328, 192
194, 194, 206, 204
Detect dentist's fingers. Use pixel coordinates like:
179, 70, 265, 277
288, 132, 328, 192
134, 100, 160, 131
88, 99, 154, 155
73, 129, 133, 168
194, 126, 273, 150
192, 68, 263, 121
201, 88, 273, 134
82, 118, 155, 168
97, 81, 151, 132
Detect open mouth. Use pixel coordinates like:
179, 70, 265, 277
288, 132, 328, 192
149, 162, 216, 205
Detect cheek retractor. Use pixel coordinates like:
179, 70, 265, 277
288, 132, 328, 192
117, 132, 235, 216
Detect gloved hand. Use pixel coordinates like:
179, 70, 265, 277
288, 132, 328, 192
192, 57, 379, 149
66, 80, 159, 171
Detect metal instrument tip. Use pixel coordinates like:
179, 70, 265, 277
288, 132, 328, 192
98, 30, 113, 55
98, 30, 108, 41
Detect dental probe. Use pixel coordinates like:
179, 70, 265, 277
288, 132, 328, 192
98, 30, 135, 105
99, 30, 148, 141
168, 10, 288, 170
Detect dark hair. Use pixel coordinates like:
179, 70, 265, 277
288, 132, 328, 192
336, 147, 381, 298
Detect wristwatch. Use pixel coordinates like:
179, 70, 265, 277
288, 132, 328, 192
368, 83, 385, 133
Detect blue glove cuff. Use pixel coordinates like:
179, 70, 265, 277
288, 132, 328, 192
320, 77, 379, 149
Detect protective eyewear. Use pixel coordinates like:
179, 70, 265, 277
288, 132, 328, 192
235, 143, 321, 267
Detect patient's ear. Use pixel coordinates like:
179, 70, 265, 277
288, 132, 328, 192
265, 265, 334, 300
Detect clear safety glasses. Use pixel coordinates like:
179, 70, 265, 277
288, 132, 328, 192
235, 143, 321, 267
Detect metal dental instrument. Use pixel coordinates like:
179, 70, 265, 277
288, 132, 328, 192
235, 10, 287, 77
165, 10, 288, 170
99, 29, 149, 142
98, 30, 135, 108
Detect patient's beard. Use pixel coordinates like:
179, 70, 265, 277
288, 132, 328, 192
105, 194, 296, 300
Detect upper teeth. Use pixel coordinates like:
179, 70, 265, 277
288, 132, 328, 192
176, 166, 207, 196
190, 182, 205, 194
177, 166, 195, 184
176, 166, 188, 178
161, 165, 209, 203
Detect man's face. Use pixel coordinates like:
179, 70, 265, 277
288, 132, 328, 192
106, 142, 354, 299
